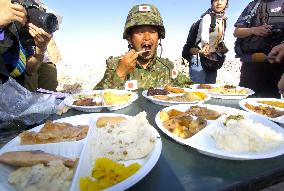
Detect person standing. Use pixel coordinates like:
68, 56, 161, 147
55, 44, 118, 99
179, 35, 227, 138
182, 0, 228, 84
234, 0, 284, 98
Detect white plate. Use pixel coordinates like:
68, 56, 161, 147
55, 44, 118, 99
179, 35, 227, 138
239, 98, 284, 124
207, 85, 255, 100
0, 113, 95, 191
142, 89, 211, 106
64, 89, 138, 112
155, 104, 284, 160
0, 113, 162, 191
69, 113, 162, 191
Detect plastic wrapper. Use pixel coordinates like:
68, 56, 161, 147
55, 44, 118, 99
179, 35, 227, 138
0, 78, 58, 127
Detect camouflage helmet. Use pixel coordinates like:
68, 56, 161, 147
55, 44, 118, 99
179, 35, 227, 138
123, 4, 165, 39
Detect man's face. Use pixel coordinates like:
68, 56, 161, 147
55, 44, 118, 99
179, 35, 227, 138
128, 25, 159, 60
212, 0, 227, 13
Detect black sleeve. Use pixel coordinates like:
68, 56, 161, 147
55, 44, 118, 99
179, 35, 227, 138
0, 55, 9, 83
182, 30, 193, 62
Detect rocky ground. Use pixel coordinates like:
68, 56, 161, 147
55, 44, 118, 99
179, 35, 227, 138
173, 58, 242, 85
56, 58, 242, 91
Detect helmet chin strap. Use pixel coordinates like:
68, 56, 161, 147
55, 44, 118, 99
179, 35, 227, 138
128, 43, 133, 50
159, 39, 163, 58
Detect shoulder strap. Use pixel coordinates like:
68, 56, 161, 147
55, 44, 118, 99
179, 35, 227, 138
221, 18, 227, 41
209, 13, 216, 33
243, 0, 262, 24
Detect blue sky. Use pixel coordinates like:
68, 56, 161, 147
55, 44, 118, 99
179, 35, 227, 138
44, 0, 252, 69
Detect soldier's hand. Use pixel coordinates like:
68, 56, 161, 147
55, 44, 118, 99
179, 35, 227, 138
116, 49, 138, 79
252, 24, 272, 37
0, 0, 27, 27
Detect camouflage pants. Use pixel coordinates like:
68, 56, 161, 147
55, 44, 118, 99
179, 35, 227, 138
24, 62, 58, 92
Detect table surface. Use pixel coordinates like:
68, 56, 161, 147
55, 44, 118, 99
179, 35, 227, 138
1, 93, 284, 191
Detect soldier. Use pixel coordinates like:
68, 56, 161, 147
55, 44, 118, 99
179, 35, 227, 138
94, 4, 192, 90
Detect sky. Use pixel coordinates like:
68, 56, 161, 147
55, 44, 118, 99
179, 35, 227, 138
44, 0, 252, 70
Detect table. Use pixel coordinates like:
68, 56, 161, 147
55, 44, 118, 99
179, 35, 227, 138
1, 93, 284, 191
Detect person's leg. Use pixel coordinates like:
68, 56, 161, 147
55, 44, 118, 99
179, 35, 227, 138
204, 70, 217, 84
189, 57, 206, 84
240, 62, 283, 98
239, 62, 260, 92
24, 71, 39, 92
261, 63, 284, 98
38, 62, 58, 91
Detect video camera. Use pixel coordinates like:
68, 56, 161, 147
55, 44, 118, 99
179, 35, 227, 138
12, 0, 59, 34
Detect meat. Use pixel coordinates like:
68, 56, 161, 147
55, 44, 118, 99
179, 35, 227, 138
186, 105, 221, 120
163, 114, 207, 139
73, 98, 102, 106
19, 120, 89, 145
0, 150, 76, 168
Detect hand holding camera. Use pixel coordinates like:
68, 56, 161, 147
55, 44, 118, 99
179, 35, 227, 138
0, 0, 27, 27
12, 0, 59, 33
27, 23, 52, 54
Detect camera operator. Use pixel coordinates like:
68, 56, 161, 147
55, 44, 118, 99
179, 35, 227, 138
0, 0, 52, 86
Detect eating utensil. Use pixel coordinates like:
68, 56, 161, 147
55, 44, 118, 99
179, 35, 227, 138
119, 49, 151, 60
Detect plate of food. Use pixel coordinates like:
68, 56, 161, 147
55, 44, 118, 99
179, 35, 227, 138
206, 84, 255, 99
63, 89, 138, 112
155, 104, 226, 145
143, 86, 211, 106
0, 112, 162, 191
0, 113, 95, 191
69, 112, 162, 191
239, 98, 284, 124
155, 104, 284, 160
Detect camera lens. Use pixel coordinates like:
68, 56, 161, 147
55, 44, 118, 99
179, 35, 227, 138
42, 13, 59, 33
27, 8, 59, 34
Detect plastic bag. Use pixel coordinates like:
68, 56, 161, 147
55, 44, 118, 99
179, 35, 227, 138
0, 78, 58, 127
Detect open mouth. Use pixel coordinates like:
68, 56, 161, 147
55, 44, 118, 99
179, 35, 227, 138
141, 44, 152, 53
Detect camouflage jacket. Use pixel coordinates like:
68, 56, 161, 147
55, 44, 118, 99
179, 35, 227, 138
94, 55, 193, 90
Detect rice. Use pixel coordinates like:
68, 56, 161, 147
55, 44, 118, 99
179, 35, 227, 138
210, 118, 284, 152
8, 161, 73, 191
91, 112, 155, 161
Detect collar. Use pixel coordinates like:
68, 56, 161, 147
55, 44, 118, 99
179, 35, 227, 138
208, 8, 226, 19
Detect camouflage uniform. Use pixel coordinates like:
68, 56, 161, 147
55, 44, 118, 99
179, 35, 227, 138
94, 4, 192, 90
94, 54, 192, 90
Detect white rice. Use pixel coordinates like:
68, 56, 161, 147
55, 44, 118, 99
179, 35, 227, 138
210, 118, 284, 152
90, 112, 155, 161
